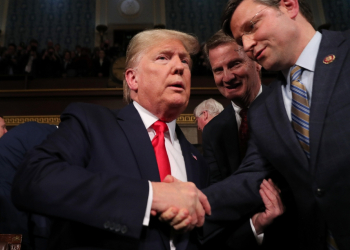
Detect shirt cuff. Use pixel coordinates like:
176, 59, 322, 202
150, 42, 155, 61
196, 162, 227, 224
250, 218, 264, 245
143, 181, 153, 226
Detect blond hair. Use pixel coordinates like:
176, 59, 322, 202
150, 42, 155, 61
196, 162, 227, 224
123, 29, 200, 103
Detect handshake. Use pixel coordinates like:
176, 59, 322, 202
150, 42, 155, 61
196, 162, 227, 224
151, 176, 284, 234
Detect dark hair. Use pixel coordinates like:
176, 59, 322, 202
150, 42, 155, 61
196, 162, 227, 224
203, 29, 237, 60
222, 0, 314, 37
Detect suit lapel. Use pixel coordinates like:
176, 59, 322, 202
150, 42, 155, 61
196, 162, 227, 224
265, 80, 309, 169
310, 30, 348, 173
176, 125, 201, 187
116, 103, 161, 182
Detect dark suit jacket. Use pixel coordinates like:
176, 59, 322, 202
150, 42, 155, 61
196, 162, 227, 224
0, 122, 57, 250
203, 29, 350, 250
202, 104, 241, 185
201, 104, 258, 250
12, 103, 209, 250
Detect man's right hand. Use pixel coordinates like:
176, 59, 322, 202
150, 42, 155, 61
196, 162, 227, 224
151, 176, 211, 232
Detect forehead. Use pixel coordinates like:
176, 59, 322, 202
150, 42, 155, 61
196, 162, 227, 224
230, 0, 265, 34
209, 42, 246, 63
144, 39, 189, 56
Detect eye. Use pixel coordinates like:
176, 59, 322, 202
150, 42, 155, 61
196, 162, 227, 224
157, 56, 167, 60
181, 58, 190, 64
248, 21, 255, 32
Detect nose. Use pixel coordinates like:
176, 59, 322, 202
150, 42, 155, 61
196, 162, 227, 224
242, 34, 256, 56
222, 68, 235, 84
4, 128, 8, 134
173, 56, 184, 75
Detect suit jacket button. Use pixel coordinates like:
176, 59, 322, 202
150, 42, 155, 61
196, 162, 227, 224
115, 224, 121, 232
104, 221, 111, 229
316, 188, 325, 197
121, 225, 127, 234
110, 222, 116, 230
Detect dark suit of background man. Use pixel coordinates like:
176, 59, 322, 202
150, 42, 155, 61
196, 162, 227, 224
12, 29, 211, 250
200, 0, 350, 249
193, 98, 224, 132
0, 122, 57, 250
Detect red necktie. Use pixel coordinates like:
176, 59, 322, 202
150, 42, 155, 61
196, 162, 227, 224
151, 120, 171, 181
239, 108, 249, 159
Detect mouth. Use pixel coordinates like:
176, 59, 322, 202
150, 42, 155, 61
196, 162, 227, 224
168, 82, 185, 90
254, 47, 265, 61
224, 82, 242, 89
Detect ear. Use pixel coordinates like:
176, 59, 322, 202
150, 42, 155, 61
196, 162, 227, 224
279, 0, 299, 19
203, 110, 209, 121
125, 68, 138, 91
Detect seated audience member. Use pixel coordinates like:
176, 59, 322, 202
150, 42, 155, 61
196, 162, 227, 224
194, 98, 224, 131
92, 50, 110, 77
0, 43, 19, 75
22, 50, 41, 78
74, 47, 92, 76
61, 51, 76, 77
0, 116, 7, 138
0, 122, 57, 250
54, 43, 62, 63
41, 46, 60, 78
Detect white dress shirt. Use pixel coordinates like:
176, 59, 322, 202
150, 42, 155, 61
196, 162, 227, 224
133, 101, 187, 250
281, 31, 322, 121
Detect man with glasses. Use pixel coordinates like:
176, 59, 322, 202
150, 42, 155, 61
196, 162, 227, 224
200, 0, 350, 249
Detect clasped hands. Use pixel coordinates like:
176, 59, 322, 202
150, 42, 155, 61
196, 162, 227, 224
151, 177, 284, 234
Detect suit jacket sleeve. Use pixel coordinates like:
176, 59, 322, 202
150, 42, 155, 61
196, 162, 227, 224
201, 129, 275, 240
12, 103, 150, 240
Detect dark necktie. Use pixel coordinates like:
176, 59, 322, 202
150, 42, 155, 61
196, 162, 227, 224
239, 108, 249, 159
151, 120, 171, 181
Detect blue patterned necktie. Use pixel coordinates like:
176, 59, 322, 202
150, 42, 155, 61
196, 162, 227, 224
290, 65, 310, 158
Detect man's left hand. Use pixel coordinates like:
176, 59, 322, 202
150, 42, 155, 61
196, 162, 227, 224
251, 178, 285, 235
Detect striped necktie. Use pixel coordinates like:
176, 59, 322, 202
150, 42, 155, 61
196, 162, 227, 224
290, 65, 310, 158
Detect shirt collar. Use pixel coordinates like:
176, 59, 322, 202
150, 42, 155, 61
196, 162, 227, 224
282, 31, 322, 79
133, 101, 176, 144
231, 85, 263, 113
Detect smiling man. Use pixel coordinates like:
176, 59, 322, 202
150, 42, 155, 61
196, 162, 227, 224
12, 29, 211, 250
200, 0, 350, 249
202, 30, 262, 182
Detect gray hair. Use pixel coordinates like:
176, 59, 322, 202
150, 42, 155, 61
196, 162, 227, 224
221, 0, 314, 37
194, 98, 224, 118
123, 29, 200, 103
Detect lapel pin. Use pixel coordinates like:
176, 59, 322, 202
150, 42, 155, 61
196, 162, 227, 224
323, 54, 336, 64
191, 153, 197, 161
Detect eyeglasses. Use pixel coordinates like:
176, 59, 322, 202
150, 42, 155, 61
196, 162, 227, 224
236, 6, 269, 46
